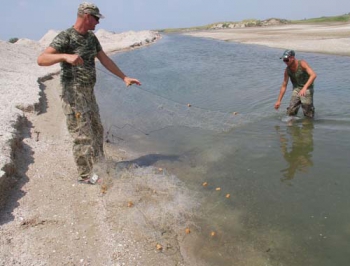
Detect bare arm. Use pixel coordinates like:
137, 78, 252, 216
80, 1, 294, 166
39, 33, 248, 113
37, 47, 84, 66
298, 60, 317, 96
274, 69, 289, 110
96, 50, 141, 87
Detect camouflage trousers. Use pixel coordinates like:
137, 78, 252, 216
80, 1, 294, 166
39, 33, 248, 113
61, 82, 104, 177
287, 87, 315, 118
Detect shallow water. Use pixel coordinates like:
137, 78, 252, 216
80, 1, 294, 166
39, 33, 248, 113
96, 34, 350, 265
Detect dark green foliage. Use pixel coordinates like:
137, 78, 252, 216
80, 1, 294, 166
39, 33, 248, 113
9, 37, 19, 43
293, 14, 350, 23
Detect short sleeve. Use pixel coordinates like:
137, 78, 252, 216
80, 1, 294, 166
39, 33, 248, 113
49, 31, 70, 53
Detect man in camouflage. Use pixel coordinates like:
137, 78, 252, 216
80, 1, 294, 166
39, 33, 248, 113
37, 2, 141, 183
274, 50, 317, 118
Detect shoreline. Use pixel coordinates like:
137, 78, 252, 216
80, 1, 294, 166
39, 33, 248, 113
183, 22, 350, 56
0, 74, 198, 265
0, 30, 202, 266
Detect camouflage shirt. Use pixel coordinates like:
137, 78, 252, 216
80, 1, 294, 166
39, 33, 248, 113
50, 27, 102, 85
286, 60, 314, 90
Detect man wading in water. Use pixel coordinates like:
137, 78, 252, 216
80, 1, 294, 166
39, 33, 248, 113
274, 50, 317, 118
37, 2, 141, 184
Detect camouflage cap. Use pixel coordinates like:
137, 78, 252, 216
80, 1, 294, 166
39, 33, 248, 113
78, 2, 104, 18
280, 49, 295, 59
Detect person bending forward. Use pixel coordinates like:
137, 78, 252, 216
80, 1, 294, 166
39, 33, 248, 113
274, 49, 317, 118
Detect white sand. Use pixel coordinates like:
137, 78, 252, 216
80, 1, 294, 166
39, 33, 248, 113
0, 29, 160, 182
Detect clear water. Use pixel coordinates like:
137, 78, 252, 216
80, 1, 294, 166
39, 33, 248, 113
96, 34, 350, 265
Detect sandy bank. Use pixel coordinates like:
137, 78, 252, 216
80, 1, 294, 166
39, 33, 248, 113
0, 29, 160, 191
184, 22, 350, 56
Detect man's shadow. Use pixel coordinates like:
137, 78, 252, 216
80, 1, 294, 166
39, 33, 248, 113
276, 120, 314, 182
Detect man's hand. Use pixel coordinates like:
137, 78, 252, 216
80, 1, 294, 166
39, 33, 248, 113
274, 101, 281, 110
298, 88, 307, 97
124, 77, 141, 87
65, 54, 84, 66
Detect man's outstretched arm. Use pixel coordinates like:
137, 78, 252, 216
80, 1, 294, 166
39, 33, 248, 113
96, 50, 141, 87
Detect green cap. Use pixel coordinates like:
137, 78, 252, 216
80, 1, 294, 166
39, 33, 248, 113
280, 49, 295, 59
78, 2, 104, 18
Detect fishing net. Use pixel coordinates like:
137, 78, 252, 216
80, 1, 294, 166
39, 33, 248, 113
95, 67, 249, 139
68, 66, 281, 265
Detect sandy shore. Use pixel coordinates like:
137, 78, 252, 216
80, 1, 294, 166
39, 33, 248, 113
184, 22, 350, 56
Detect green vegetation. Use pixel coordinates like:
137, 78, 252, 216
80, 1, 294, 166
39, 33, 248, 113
8, 37, 19, 43
292, 14, 350, 23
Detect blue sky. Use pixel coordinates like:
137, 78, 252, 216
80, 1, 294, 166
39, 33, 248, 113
1, 0, 350, 41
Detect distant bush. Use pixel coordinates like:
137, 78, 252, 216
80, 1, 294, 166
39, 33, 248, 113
9, 37, 19, 43
293, 14, 350, 23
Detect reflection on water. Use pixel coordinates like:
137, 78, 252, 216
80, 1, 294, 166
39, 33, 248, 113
276, 120, 314, 181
